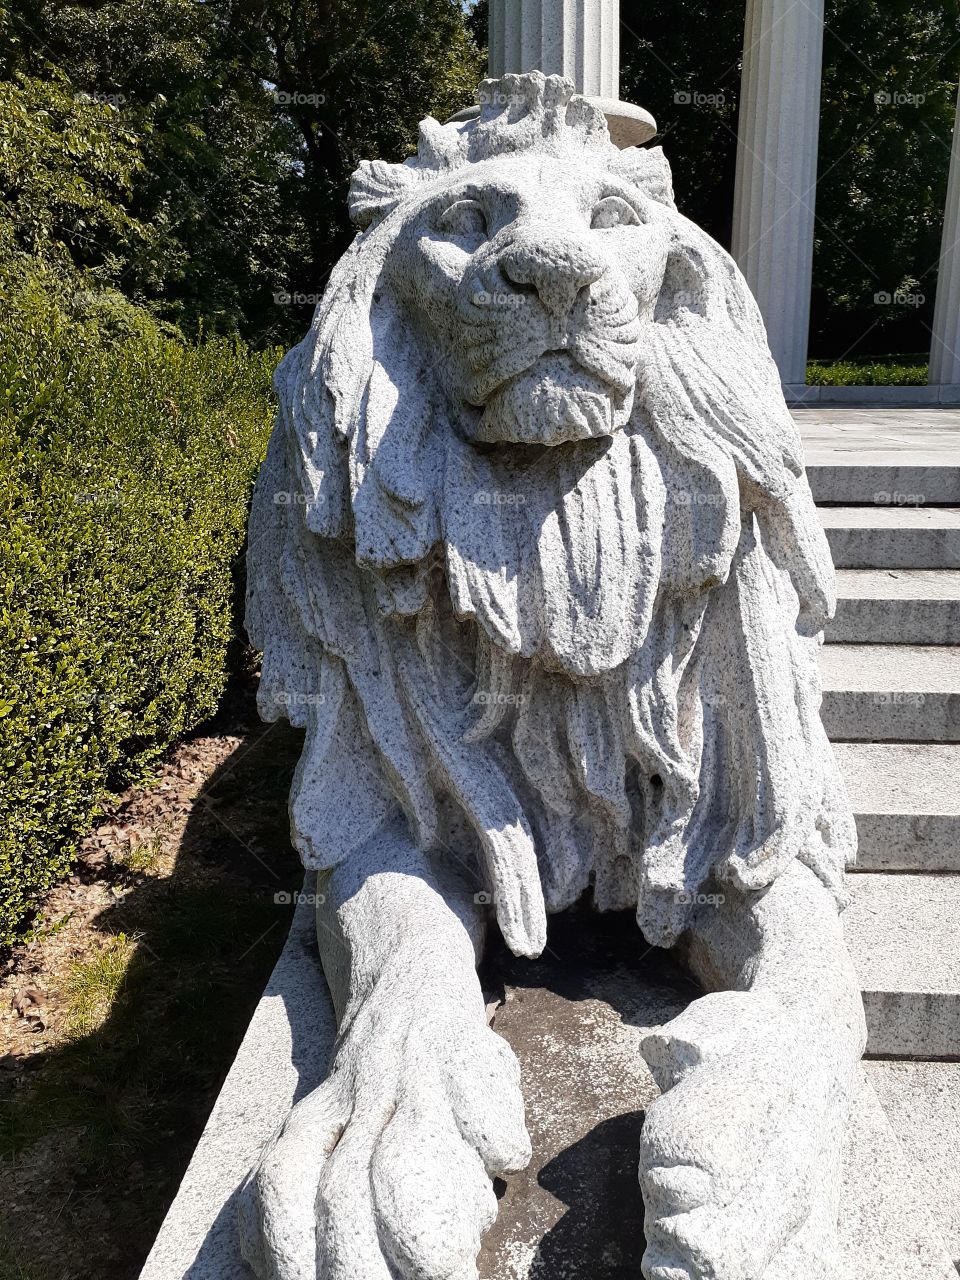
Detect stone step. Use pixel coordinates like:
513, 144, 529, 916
819, 644, 960, 741
844, 872, 960, 1058
818, 507, 960, 570
795, 406, 960, 506
827, 570, 960, 645
834, 743, 960, 872
867, 1060, 960, 1271
808, 464, 960, 506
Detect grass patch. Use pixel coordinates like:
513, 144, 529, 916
120, 837, 165, 876
63, 933, 135, 1039
807, 357, 928, 386
0, 1224, 44, 1280
0, 703, 304, 1279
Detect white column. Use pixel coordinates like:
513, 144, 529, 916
929, 83, 960, 386
488, 0, 619, 99
731, 0, 824, 387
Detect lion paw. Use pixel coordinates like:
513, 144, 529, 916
239, 978, 530, 1280
638, 991, 849, 1280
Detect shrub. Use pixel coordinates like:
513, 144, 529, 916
806, 358, 928, 386
0, 261, 278, 947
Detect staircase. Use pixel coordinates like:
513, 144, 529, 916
800, 407, 960, 1270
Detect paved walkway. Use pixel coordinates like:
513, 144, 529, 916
793, 407, 960, 467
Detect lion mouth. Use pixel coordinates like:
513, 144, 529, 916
472, 351, 636, 446
474, 344, 604, 402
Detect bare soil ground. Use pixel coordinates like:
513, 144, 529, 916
0, 673, 303, 1280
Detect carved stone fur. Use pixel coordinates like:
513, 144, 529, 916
240, 73, 866, 1280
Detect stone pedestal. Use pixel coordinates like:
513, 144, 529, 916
488, 0, 619, 98
929, 83, 960, 386
138, 890, 958, 1279
732, 0, 825, 386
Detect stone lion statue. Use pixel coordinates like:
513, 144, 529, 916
239, 72, 866, 1280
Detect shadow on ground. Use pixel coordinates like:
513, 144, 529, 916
478, 908, 701, 1279
0, 681, 304, 1280
2, 692, 704, 1280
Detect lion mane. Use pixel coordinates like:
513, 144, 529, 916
246, 73, 855, 958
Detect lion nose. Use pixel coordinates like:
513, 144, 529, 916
500, 237, 606, 320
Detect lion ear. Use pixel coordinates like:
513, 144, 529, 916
348, 118, 466, 228
284, 223, 445, 577
348, 158, 419, 228
611, 145, 675, 208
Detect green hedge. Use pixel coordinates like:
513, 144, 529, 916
806, 358, 929, 386
0, 265, 278, 947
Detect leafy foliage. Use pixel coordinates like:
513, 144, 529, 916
0, 68, 152, 273
617, 0, 960, 358
811, 0, 960, 356
0, 259, 278, 946
619, 1, 744, 248
0, 0, 484, 343
807, 357, 928, 385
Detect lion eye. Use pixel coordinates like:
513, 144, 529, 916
438, 198, 488, 238
591, 196, 641, 229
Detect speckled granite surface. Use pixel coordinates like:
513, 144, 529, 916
139, 901, 955, 1280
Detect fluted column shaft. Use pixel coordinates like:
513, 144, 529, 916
732, 0, 824, 386
929, 83, 960, 386
488, 0, 619, 99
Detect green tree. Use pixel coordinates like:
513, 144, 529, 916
0, 67, 153, 275
222, 0, 484, 322
811, 0, 960, 357
0, 0, 484, 344
618, 1, 744, 248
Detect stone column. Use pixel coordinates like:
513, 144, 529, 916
929, 82, 960, 387
488, 0, 619, 99
731, 0, 825, 387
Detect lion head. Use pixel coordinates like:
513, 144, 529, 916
247, 73, 854, 958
